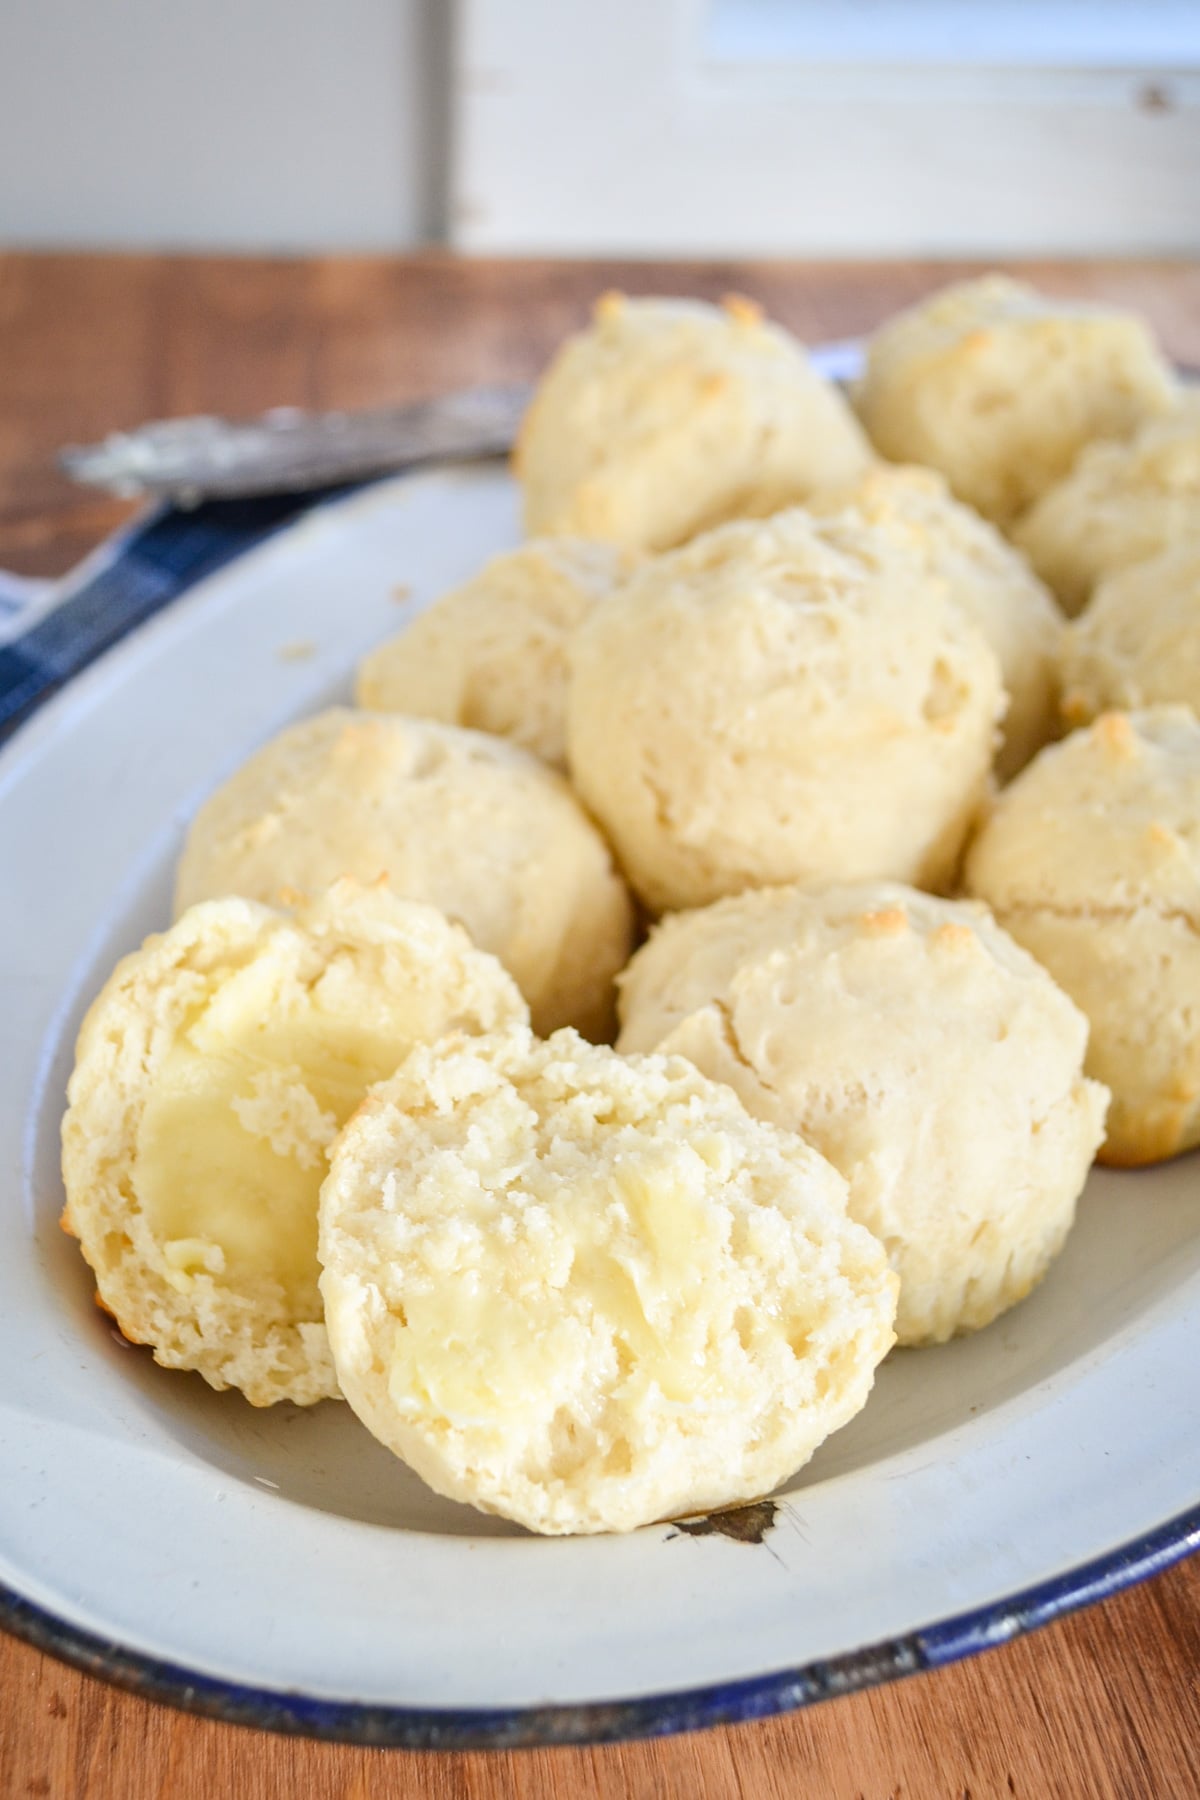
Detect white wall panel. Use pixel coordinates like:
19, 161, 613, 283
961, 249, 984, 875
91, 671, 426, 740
0, 0, 445, 250
453, 0, 1200, 255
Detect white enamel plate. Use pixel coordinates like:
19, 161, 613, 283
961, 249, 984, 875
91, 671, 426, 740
1, 411, 1198, 1747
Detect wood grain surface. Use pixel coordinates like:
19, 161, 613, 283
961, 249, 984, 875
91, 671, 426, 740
1, 252, 1198, 1800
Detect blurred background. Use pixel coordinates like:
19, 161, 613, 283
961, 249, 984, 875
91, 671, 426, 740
1, 0, 1196, 585
2, 0, 1198, 256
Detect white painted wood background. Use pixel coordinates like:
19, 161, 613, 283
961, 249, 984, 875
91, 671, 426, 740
0, 0, 1196, 253
453, 0, 1200, 254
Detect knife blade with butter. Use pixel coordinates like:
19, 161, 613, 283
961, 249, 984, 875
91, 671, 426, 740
60, 386, 533, 504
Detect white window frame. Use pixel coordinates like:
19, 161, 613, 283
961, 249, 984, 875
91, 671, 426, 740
451, 0, 1200, 254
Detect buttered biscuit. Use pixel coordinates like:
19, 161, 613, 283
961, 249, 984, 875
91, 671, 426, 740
516, 292, 873, 553
566, 508, 1003, 915
1012, 398, 1200, 614
318, 1025, 897, 1534
1061, 545, 1200, 725
61, 887, 526, 1405
811, 464, 1061, 778
356, 540, 635, 770
856, 276, 1176, 525
966, 708, 1200, 1166
174, 709, 635, 1040
618, 882, 1107, 1346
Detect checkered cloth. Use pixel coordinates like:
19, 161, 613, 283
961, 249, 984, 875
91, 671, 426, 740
0, 489, 352, 747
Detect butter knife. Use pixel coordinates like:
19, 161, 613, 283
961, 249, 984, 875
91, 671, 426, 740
59, 385, 533, 505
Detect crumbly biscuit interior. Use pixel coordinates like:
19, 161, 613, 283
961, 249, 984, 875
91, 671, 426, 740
321, 1028, 893, 1533
381, 1115, 793, 1433
134, 940, 467, 1319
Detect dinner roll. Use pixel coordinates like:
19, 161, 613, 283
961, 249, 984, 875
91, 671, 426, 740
566, 508, 1003, 915
1012, 397, 1200, 614
811, 464, 1062, 778
1061, 545, 1200, 726
966, 708, 1200, 1166
318, 1025, 897, 1534
174, 709, 635, 1040
855, 276, 1176, 525
356, 539, 635, 770
617, 882, 1107, 1346
61, 886, 526, 1405
516, 292, 873, 553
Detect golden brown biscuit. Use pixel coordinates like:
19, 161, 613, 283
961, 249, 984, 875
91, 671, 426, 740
618, 882, 1106, 1345
965, 708, 1200, 1165
356, 539, 636, 770
1012, 397, 1200, 614
566, 507, 1002, 915
811, 464, 1062, 778
174, 709, 636, 1040
517, 292, 873, 552
1061, 544, 1200, 725
856, 276, 1176, 525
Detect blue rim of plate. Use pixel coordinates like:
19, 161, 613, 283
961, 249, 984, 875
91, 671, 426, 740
2, 1503, 1197, 1747
3, 459, 1198, 1748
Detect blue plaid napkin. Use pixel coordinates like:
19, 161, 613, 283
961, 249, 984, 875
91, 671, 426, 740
0, 488, 357, 748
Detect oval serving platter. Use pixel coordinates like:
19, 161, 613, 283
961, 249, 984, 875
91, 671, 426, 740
1, 351, 1198, 1749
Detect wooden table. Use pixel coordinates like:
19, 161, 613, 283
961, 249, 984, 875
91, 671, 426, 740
1, 253, 1198, 1799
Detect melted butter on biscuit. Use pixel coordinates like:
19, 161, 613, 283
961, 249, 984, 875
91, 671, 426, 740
134, 954, 448, 1315
319, 1026, 898, 1534
62, 888, 527, 1406
129, 903, 524, 1328
384, 1158, 739, 1431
